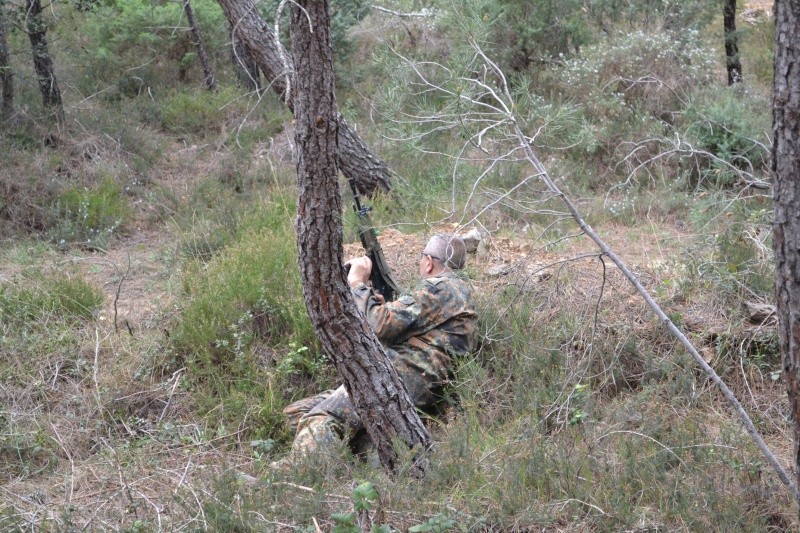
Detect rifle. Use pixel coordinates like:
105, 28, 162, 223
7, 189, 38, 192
346, 175, 400, 302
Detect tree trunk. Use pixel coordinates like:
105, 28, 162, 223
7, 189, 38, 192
182, 0, 216, 91
230, 23, 260, 93
0, 5, 13, 119
216, 0, 393, 196
290, 0, 431, 476
773, 0, 800, 504
25, 0, 63, 120
724, 0, 742, 85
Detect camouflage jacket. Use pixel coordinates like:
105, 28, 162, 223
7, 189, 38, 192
351, 271, 477, 384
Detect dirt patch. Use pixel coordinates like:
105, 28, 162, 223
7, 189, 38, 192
58, 230, 176, 333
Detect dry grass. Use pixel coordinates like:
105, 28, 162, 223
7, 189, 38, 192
0, 11, 792, 527
3, 195, 791, 530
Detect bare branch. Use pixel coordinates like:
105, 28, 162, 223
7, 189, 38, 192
371, 5, 433, 18
385, 33, 798, 500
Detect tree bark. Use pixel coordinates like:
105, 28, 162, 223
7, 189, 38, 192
230, 22, 260, 93
25, 0, 62, 120
0, 4, 13, 119
724, 0, 742, 85
217, 0, 393, 196
773, 0, 800, 505
182, 0, 216, 91
290, 0, 431, 476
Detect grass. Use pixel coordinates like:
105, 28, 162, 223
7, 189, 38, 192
51, 177, 132, 248
0, 270, 103, 327
0, 2, 794, 531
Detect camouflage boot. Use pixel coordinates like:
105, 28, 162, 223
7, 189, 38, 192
270, 414, 342, 470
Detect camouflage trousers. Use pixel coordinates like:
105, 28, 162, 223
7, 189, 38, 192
283, 353, 442, 462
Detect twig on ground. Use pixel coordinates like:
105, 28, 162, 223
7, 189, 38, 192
113, 251, 131, 334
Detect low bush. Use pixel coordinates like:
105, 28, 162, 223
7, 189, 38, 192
77, 0, 229, 94
172, 193, 316, 377
543, 29, 717, 189
682, 86, 771, 188
169, 193, 322, 441
50, 177, 131, 248
0, 270, 103, 328
0, 155, 60, 236
556, 29, 715, 121
685, 192, 774, 302
142, 86, 242, 137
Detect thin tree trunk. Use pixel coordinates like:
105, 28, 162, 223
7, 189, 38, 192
217, 0, 393, 196
182, 0, 216, 91
230, 23, 260, 93
290, 0, 431, 476
724, 0, 742, 85
0, 5, 13, 119
772, 0, 800, 505
25, 0, 62, 120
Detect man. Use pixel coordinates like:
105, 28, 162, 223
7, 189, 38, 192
278, 234, 478, 466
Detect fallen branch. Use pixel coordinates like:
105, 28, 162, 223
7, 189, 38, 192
481, 71, 800, 502
390, 35, 800, 501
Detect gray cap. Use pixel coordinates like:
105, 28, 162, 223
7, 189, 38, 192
422, 234, 467, 270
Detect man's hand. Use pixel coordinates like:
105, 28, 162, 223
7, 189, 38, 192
344, 256, 372, 288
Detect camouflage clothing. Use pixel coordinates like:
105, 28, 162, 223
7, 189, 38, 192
285, 271, 477, 460
352, 270, 477, 386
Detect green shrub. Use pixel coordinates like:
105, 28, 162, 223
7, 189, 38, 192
584, 0, 717, 35
0, 153, 58, 237
145, 86, 242, 137
685, 192, 773, 300
51, 177, 130, 247
173, 194, 315, 373
174, 177, 290, 260
682, 87, 770, 188
256, 0, 370, 65
170, 194, 320, 441
488, 0, 591, 72
0, 271, 103, 327
76, 104, 165, 175
541, 29, 717, 189
77, 0, 229, 93
557, 29, 715, 120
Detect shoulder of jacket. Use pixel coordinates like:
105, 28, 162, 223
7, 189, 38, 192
424, 275, 451, 287
397, 293, 416, 305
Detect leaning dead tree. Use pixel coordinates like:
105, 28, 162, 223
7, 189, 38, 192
217, 0, 393, 196
182, 0, 216, 91
382, 40, 800, 499
772, 0, 800, 506
25, 0, 62, 120
290, 0, 431, 475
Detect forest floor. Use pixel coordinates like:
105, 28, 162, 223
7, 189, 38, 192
0, 56, 792, 526
0, 0, 792, 527
1, 171, 788, 530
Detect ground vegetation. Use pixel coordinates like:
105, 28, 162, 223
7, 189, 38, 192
0, 0, 794, 530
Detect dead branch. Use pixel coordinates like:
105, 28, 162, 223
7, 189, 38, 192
390, 35, 799, 500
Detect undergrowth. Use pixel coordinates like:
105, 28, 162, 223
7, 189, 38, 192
0, 0, 792, 530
